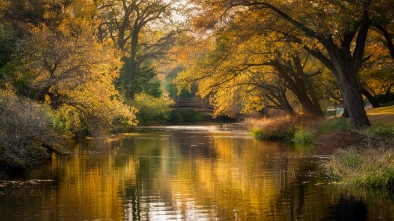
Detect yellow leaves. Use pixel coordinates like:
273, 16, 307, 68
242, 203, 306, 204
10, 10, 136, 136
57, 68, 138, 136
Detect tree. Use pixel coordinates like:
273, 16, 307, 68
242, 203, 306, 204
270, 54, 324, 116
96, 0, 180, 98
370, 0, 394, 60
3, 0, 138, 136
117, 57, 162, 98
175, 9, 326, 117
188, 0, 373, 128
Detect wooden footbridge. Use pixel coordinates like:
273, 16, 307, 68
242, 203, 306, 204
169, 97, 214, 112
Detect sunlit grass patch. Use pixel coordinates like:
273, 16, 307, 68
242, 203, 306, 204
367, 105, 394, 125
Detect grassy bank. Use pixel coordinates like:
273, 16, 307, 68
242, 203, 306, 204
247, 106, 394, 191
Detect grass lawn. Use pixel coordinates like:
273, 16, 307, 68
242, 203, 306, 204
366, 105, 394, 125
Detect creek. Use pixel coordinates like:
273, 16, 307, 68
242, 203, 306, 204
0, 125, 393, 220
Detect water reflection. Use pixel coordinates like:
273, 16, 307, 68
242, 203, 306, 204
0, 127, 394, 220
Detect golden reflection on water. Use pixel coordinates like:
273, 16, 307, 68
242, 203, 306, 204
1, 129, 394, 220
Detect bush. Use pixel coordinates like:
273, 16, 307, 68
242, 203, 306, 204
127, 92, 172, 125
248, 115, 316, 142
0, 89, 60, 170
251, 125, 296, 142
112, 115, 136, 133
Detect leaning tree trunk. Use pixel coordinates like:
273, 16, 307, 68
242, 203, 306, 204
314, 12, 372, 128
335, 70, 371, 128
279, 91, 294, 113
297, 93, 324, 116
273, 56, 324, 117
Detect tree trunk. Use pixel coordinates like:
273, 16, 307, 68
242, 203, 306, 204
336, 74, 370, 128
311, 16, 372, 128
297, 93, 324, 116
273, 57, 324, 116
291, 56, 324, 116
280, 92, 294, 113
342, 105, 349, 118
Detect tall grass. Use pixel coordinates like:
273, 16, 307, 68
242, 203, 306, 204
247, 115, 295, 142
330, 147, 394, 190
246, 115, 318, 144
293, 128, 315, 144
247, 112, 394, 191
326, 122, 394, 191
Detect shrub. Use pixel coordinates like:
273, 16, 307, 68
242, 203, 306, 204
112, 115, 136, 133
251, 125, 296, 142
51, 105, 90, 138
248, 115, 317, 143
0, 89, 61, 170
127, 92, 172, 125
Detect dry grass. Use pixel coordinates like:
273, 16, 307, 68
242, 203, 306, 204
245, 114, 322, 143
329, 147, 394, 190
245, 114, 322, 130
327, 106, 394, 191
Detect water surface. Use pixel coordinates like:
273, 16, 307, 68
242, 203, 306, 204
1, 125, 394, 220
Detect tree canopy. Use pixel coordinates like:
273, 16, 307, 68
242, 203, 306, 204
173, 0, 394, 128
0, 0, 393, 135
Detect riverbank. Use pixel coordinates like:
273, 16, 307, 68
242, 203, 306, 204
248, 105, 394, 191
328, 106, 394, 191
